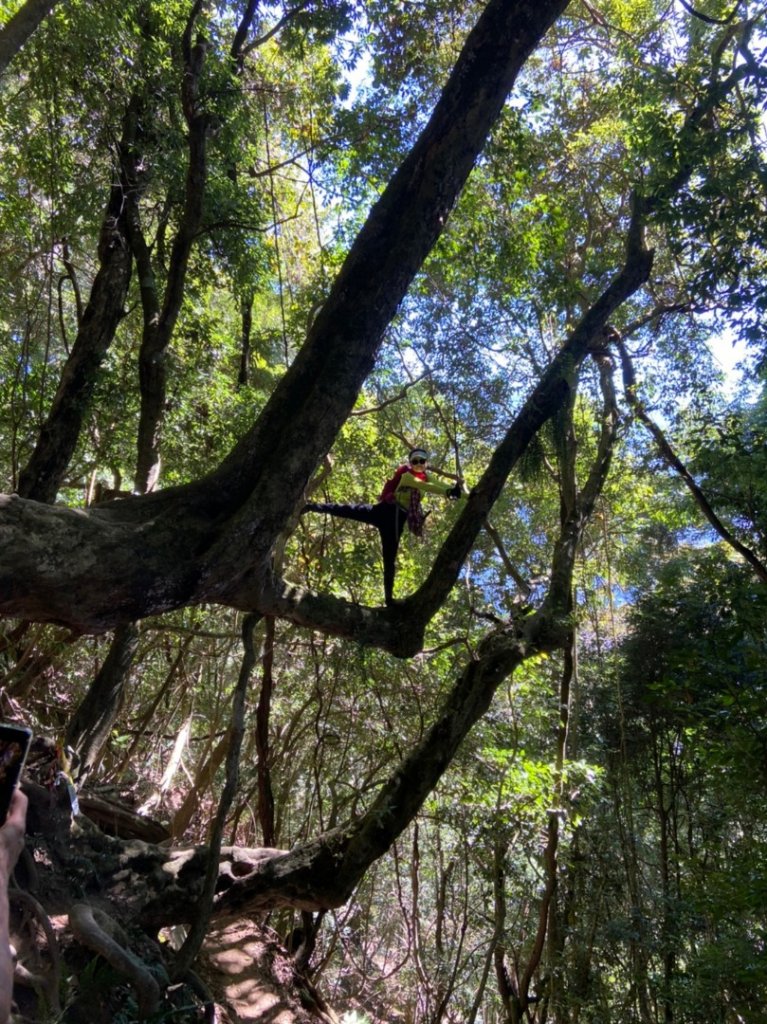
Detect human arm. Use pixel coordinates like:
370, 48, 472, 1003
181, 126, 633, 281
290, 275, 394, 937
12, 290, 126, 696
395, 471, 467, 502
0, 790, 27, 1024
395, 471, 455, 498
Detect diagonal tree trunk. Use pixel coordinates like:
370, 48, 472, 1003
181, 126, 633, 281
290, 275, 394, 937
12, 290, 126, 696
0, 0, 61, 77
15, 90, 152, 505
1, 0, 574, 637
65, 622, 140, 780
16, 171, 133, 504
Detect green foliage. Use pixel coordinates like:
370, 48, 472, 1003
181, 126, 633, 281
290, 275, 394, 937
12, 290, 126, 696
623, 545, 767, 773
4, 0, 767, 1021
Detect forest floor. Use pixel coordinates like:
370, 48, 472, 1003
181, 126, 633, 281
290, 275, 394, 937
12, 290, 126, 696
201, 920, 337, 1024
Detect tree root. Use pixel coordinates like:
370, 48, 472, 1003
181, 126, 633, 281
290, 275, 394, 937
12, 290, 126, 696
10, 889, 61, 1014
177, 968, 216, 1024
69, 902, 161, 1017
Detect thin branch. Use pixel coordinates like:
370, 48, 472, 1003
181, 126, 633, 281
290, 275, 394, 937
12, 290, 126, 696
350, 373, 430, 417
483, 519, 532, 598
241, 1, 313, 56
676, 0, 743, 26
172, 612, 262, 978
617, 339, 767, 584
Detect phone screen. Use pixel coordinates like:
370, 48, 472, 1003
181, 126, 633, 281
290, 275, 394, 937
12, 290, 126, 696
0, 725, 32, 823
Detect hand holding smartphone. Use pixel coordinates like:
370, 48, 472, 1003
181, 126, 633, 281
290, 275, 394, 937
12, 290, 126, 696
0, 725, 31, 824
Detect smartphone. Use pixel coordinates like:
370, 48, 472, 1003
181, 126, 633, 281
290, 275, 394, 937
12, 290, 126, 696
0, 724, 32, 824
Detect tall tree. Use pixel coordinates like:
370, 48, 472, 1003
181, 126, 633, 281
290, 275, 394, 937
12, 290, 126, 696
1, 0, 766, 1019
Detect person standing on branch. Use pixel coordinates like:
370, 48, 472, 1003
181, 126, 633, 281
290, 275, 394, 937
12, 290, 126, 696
302, 448, 464, 605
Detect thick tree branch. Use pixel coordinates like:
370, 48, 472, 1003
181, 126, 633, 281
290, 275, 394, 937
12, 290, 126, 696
401, 201, 652, 624
130, 603, 562, 928
34, 365, 621, 938
0, 0, 61, 77
17, 130, 134, 503
0, 232, 644, 653
0, 210, 643, 665
201, 204, 651, 648
134, 3, 210, 494
69, 903, 161, 1016
0, 0, 572, 638
193, 0, 572, 590
230, 0, 259, 64
544, 350, 620, 623
132, 369, 621, 927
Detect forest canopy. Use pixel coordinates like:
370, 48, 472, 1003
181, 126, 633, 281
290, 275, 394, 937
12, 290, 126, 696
1, 0, 766, 1021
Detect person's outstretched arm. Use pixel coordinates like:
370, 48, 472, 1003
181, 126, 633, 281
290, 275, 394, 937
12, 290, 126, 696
396, 472, 453, 498
396, 473, 466, 500
0, 790, 27, 1024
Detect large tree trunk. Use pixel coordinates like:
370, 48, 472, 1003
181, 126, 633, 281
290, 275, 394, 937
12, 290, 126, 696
19, 362, 619, 1016
0, 212, 650, 652
15, 96, 142, 504
30, 378, 615, 949
65, 622, 140, 779
16, 188, 132, 504
1, 0, 572, 638
133, 2, 210, 494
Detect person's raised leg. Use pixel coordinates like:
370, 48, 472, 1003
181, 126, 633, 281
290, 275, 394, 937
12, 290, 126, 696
302, 502, 378, 525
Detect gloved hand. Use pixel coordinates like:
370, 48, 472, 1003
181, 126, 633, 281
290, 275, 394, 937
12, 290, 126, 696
446, 483, 463, 500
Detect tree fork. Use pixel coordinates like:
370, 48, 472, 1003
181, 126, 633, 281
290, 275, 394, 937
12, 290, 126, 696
1, 0, 573, 641
134, 373, 620, 928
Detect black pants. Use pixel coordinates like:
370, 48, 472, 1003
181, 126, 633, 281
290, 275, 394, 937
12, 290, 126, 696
303, 501, 407, 604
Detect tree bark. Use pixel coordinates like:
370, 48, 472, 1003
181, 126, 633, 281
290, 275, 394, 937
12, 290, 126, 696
0, 0, 61, 77
65, 622, 140, 779
16, 166, 133, 503
133, 1, 210, 494
1, 0, 574, 642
